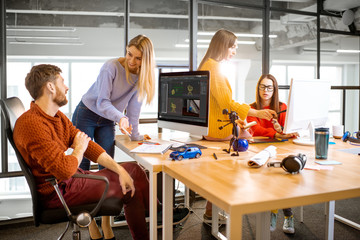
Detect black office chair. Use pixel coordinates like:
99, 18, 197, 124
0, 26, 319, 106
0, 97, 123, 240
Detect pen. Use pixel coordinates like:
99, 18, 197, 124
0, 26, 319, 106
138, 141, 160, 145
121, 127, 132, 137
213, 153, 218, 160
277, 110, 287, 115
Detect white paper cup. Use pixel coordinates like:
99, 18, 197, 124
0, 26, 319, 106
332, 125, 344, 139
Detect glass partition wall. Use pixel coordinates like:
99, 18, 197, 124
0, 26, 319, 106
1, 0, 360, 222
269, 0, 359, 137
2, 0, 127, 221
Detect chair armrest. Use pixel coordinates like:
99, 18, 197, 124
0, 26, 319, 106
71, 174, 109, 217
46, 174, 109, 222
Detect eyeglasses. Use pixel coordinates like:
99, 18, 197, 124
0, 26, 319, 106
259, 84, 274, 92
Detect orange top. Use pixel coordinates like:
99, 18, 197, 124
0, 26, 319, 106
13, 102, 105, 197
247, 103, 287, 138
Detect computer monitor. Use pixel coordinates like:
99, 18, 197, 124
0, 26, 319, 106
283, 78, 331, 146
157, 71, 210, 141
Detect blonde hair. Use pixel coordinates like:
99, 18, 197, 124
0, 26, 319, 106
125, 35, 156, 105
198, 29, 237, 69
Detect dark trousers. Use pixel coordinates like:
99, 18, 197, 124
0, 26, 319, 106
45, 162, 150, 240
283, 208, 293, 217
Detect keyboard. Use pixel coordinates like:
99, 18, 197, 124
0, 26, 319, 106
170, 143, 207, 151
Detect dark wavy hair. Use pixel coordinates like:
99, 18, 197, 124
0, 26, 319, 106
250, 74, 282, 113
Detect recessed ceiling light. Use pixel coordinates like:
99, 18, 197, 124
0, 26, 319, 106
7, 36, 80, 40
198, 32, 277, 38
9, 41, 83, 46
336, 49, 360, 53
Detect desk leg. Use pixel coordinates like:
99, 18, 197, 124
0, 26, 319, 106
256, 212, 270, 240
211, 204, 220, 237
163, 172, 173, 240
149, 171, 158, 240
226, 210, 243, 239
325, 201, 335, 240
185, 186, 190, 207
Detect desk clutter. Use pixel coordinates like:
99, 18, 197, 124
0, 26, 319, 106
248, 145, 277, 168
268, 153, 307, 174
130, 142, 173, 154
130, 141, 207, 155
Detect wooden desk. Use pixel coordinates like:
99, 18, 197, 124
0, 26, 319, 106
115, 133, 241, 240
162, 139, 360, 239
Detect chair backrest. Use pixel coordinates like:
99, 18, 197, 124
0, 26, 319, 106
0, 97, 42, 226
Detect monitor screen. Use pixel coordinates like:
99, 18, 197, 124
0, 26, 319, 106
157, 71, 210, 137
283, 78, 331, 145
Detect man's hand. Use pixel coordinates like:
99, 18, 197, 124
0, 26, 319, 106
71, 131, 91, 166
118, 166, 135, 197
72, 131, 91, 151
119, 117, 133, 136
97, 152, 136, 197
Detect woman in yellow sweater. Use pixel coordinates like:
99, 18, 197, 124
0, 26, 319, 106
198, 29, 275, 141
198, 29, 277, 223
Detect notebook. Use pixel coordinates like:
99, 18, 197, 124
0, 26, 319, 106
130, 143, 173, 154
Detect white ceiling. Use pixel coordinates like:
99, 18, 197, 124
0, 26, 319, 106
323, 0, 360, 11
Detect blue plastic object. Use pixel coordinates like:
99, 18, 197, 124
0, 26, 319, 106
170, 146, 202, 160
233, 138, 249, 152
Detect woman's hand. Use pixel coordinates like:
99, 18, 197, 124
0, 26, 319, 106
275, 132, 300, 139
235, 119, 246, 129
248, 108, 277, 121
119, 117, 133, 135
143, 134, 151, 140
272, 119, 282, 133
256, 109, 277, 121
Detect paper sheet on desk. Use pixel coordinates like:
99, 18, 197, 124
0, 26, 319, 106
248, 145, 277, 168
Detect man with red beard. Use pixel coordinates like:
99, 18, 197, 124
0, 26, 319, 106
13, 64, 151, 240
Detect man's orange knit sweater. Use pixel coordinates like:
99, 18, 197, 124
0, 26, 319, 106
13, 102, 105, 197
199, 58, 250, 139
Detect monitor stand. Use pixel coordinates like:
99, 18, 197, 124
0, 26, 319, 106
292, 122, 315, 146
170, 134, 203, 144
293, 138, 314, 146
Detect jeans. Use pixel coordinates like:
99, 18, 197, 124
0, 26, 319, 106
72, 101, 115, 170
283, 208, 293, 217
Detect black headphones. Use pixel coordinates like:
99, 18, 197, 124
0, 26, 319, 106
267, 153, 307, 174
342, 131, 360, 144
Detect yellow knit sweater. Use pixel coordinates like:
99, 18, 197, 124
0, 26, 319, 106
199, 58, 250, 139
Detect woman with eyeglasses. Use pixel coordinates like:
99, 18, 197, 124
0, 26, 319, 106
247, 74, 299, 140
247, 74, 299, 234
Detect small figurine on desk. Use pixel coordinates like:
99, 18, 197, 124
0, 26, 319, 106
170, 146, 202, 161
218, 109, 252, 156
